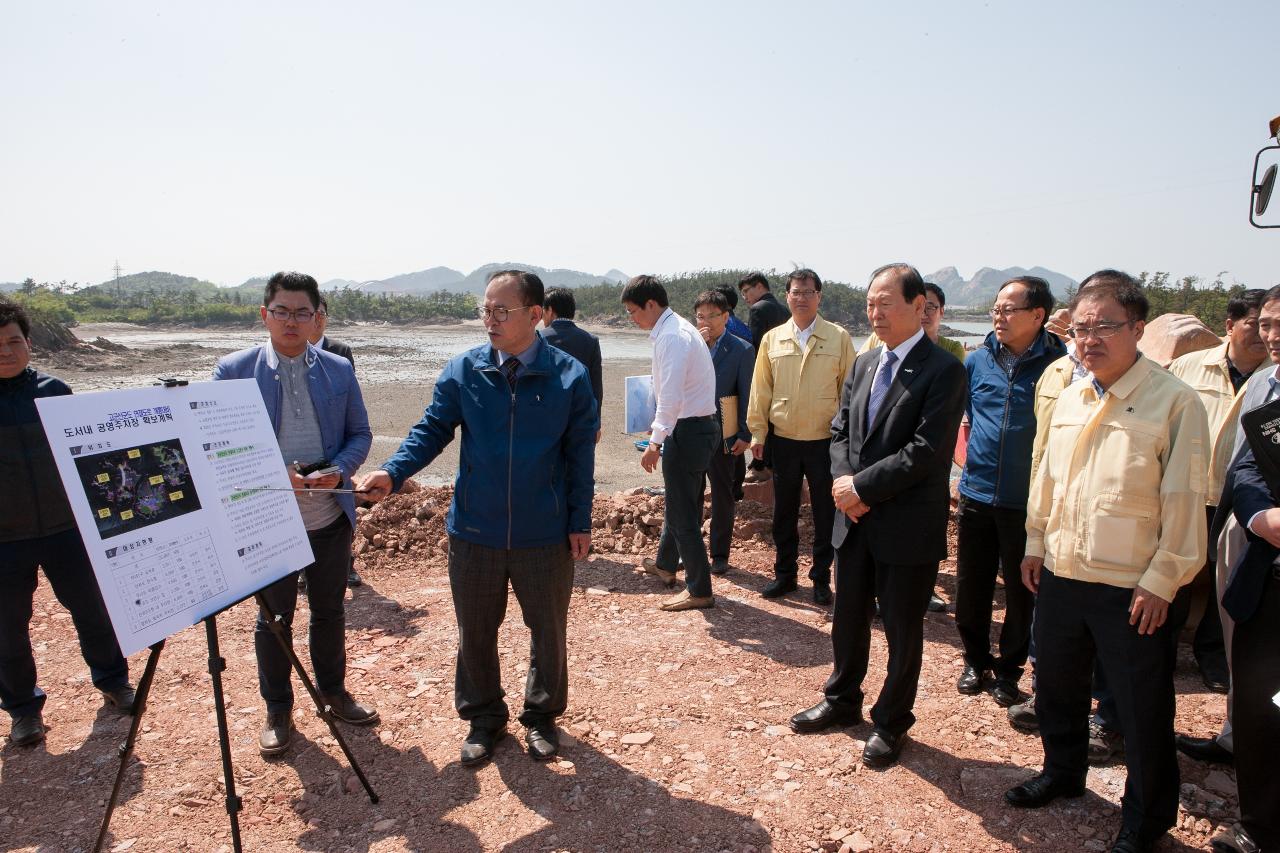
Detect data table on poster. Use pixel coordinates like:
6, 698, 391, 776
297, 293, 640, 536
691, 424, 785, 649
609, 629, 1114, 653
112, 529, 229, 634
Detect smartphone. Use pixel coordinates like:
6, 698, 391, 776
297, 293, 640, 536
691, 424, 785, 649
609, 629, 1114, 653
295, 460, 340, 477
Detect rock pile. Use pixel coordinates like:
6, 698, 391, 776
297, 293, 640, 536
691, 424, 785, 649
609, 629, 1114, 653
355, 484, 790, 562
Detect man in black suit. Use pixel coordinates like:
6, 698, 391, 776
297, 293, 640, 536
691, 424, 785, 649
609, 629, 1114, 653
789, 263, 967, 769
541, 288, 604, 444
310, 296, 361, 588
738, 272, 790, 484
1210, 288, 1280, 853
693, 289, 754, 575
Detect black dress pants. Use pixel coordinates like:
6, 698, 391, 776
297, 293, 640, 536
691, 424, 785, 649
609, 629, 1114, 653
954, 496, 1034, 681
823, 524, 938, 736
654, 416, 719, 598
704, 443, 738, 561
1230, 568, 1280, 850
255, 514, 352, 713
448, 537, 575, 729
1034, 570, 1186, 847
771, 435, 835, 584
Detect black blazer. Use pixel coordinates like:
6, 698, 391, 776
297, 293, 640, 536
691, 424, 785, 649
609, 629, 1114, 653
747, 292, 790, 349
830, 336, 968, 565
541, 319, 604, 410
1223, 446, 1279, 624
322, 337, 355, 366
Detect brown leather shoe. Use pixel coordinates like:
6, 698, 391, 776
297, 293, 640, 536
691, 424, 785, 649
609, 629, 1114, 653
259, 711, 293, 757
659, 589, 714, 611
641, 558, 678, 587
322, 692, 379, 726
101, 685, 137, 715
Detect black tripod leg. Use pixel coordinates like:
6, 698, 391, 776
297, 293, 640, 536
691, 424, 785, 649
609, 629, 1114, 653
93, 640, 164, 853
205, 616, 245, 853
254, 592, 379, 803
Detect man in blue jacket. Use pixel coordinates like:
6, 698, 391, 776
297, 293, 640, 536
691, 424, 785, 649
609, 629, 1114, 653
357, 270, 597, 767
214, 271, 376, 757
693, 290, 754, 574
955, 276, 1063, 707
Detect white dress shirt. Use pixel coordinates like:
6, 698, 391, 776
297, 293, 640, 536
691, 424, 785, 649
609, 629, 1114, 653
793, 317, 818, 350
876, 327, 926, 385
649, 308, 717, 445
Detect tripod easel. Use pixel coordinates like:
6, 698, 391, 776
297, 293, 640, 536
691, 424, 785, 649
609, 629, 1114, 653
92, 592, 379, 853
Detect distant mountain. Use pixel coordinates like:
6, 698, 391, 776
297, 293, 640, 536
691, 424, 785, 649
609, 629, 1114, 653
926, 266, 1077, 308
361, 266, 466, 294
452, 263, 626, 296
0, 281, 21, 292
603, 269, 630, 284
320, 278, 364, 290
81, 271, 221, 298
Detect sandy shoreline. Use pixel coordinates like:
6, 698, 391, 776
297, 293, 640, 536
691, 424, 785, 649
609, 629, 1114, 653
45, 322, 665, 493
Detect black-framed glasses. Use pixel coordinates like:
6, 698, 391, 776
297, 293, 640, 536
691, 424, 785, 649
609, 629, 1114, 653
1068, 321, 1133, 340
694, 311, 725, 323
478, 305, 532, 323
988, 306, 1033, 319
788, 289, 817, 299
266, 306, 316, 323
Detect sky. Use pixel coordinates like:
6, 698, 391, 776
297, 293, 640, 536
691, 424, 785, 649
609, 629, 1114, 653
3, 1, 1279, 289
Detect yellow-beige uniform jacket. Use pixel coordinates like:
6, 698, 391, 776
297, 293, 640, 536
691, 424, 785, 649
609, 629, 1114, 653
1029, 352, 1078, 485
1167, 341, 1250, 507
1025, 354, 1210, 603
747, 315, 854, 443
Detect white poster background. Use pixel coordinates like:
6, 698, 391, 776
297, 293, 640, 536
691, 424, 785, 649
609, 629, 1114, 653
624, 374, 656, 435
37, 379, 313, 655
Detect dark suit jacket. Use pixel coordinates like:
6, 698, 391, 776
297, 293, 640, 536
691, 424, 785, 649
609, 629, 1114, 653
322, 336, 355, 366
747, 292, 790, 349
710, 332, 754, 446
541, 319, 604, 410
1225, 445, 1279, 623
830, 336, 968, 565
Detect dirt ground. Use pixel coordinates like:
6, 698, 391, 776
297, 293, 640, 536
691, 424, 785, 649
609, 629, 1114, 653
0, 487, 1235, 853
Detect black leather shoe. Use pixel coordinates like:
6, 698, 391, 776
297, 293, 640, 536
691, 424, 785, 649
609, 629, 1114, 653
927, 593, 947, 613
1004, 772, 1086, 808
347, 567, 363, 588
102, 685, 137, 715
862, 730, 903, 769
322, 692, 379, 726
761, 577, 798, 599
9, 713, 45, 747
1176, 733, 1232, 764
461, 726, 507, 766
789, 699, 863, 733
525, 725, 559, 760
956, 665, 988, 695
1200, 668, 1229, 694
813, 581, 833, 606
1110, 827, 1153, 853
710, 557, 729, 576
259, 711, 293, 757
991, 678, 1021, 708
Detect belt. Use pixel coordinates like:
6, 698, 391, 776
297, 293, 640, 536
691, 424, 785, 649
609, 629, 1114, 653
677, 415, 716, 423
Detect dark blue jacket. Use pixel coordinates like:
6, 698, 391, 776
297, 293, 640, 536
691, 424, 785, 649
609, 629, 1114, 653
958, 329, 1066, 509
1225, 445, 1279, 623
711, 331, 754, 445
539, 319, 603, 411
0, 368, 77, 542
213, 344, 372, 528
726, 314, 753, 345
381, 339, 598, 550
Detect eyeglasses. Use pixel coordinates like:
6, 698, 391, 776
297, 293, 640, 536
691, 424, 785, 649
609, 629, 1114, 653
788, 289, 817, 299
988, 306, 1033, 319
478, 305, 532, 323
694, 312, 724, 323
1067, 321, 1133, 340
924, 303, 942, 316
266, 306, 316, 323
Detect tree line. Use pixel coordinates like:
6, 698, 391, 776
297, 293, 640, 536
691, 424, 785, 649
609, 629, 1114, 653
3, 269, 1259, 345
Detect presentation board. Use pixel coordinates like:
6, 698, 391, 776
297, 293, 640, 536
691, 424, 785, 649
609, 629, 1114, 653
37, 379, 314, 655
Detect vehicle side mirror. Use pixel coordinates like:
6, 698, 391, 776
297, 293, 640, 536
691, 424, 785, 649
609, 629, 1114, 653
1250, 116, 1280, 229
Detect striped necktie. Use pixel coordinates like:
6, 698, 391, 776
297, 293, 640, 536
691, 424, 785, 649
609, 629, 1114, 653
866, 350, 898, 428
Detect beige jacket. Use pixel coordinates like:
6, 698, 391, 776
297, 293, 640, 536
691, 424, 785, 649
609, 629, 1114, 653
1025, 355, 1209, 602
1029, 353, 1079, 485
747, 315, 855, 443
1167, 341, 1250, 506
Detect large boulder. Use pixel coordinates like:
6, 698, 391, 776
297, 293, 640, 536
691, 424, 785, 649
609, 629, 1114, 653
1137, 313, 1221, 367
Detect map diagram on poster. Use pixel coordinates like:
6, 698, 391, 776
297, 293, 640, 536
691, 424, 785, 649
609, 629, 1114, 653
38, 380, 314, 655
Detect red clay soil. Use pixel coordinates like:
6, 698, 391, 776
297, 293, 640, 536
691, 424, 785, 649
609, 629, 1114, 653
1, 488, 1233, 852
